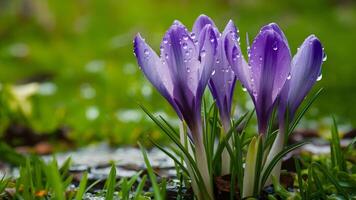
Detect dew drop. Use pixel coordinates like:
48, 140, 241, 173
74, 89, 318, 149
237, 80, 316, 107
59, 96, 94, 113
317, 74, 322, 81
163, 38, 168, 44
252, 90, 257, 97
210, 38, 215, 43
201, 50, 206, 57
183, 35, 189, 41
144, 49, 150, 57
272, 43, 278, 51
322, 53, 327, 62
216, 59, 220, 64
242, 86, 247, 92
211, 70, 216, 76
287, 74, 291, 80
190, 33, 196, 39
182, 42, 188, 49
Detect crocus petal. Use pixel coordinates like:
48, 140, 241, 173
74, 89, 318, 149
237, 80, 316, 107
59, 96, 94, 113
161, 24, 200, 97
134, 34, 182, 118
249, 24, 291, 133
192, 14, 216, 37
225, 28, 250, 94
281, 35, 323, 118
160, 23, 207, 134
209, 20, 238, 128
260, 23, 290, 53
196, 24, 217, 100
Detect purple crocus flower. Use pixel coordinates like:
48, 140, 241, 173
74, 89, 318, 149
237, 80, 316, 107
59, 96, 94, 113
263, 35, 324, 186
226, 23, 291, 134
279, 35, 324, 123
191, 15, 239, 175
134, 19, 217, 200
192, 15, 238, 132
133, 20, 217, 143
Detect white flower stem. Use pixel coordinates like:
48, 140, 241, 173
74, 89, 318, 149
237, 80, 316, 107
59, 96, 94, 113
179, 122, 214, 200
221, 119, 231, 175
263, 129, 285, 187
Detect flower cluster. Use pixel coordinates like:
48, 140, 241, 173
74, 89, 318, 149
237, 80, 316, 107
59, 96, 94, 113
134, 14, 324, 200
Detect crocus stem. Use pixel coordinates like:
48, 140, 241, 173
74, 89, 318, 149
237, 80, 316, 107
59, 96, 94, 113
196, 142, 214, 200
221, 119, 231, 175
263, 126, 285, 187
194, 125, 214, 200
179, 122, 200, 199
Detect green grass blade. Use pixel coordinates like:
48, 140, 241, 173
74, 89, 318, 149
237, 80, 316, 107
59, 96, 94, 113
133, 175, 147, 200
311, 162, 349, 198
104, 164, 117, 200
294, 158, 305, 200
331, 116, 347, 171
261, 141, 307, 188
288, 88, 323, 136
46, 159, 65, 200
75, 172, 88, 200
139, 142, 163, 200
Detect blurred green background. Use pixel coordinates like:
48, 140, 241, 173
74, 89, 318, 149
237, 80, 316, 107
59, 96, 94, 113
0, 0, 355, 146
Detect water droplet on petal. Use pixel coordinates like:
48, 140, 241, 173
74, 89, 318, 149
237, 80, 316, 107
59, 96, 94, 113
183, 35, 189, 41
163, 38, 168, 44
287, 74, 291, 80
201, 50, 206, 57
144, 49, 149, 55
317, 74, 322, 81
191, 33, 196, 39
216, 59, 220, 64
211, 70, 216, 76
182, 42, 188, 49
253, 90, 257, 97
242, 86, 247, 92
210, 38, 215, 43
272, 43, 278, 51
322, 53, 327, 62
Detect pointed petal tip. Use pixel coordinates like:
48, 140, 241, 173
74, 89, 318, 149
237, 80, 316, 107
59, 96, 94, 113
197, 14, 212, 20
172, 20, 184, 26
